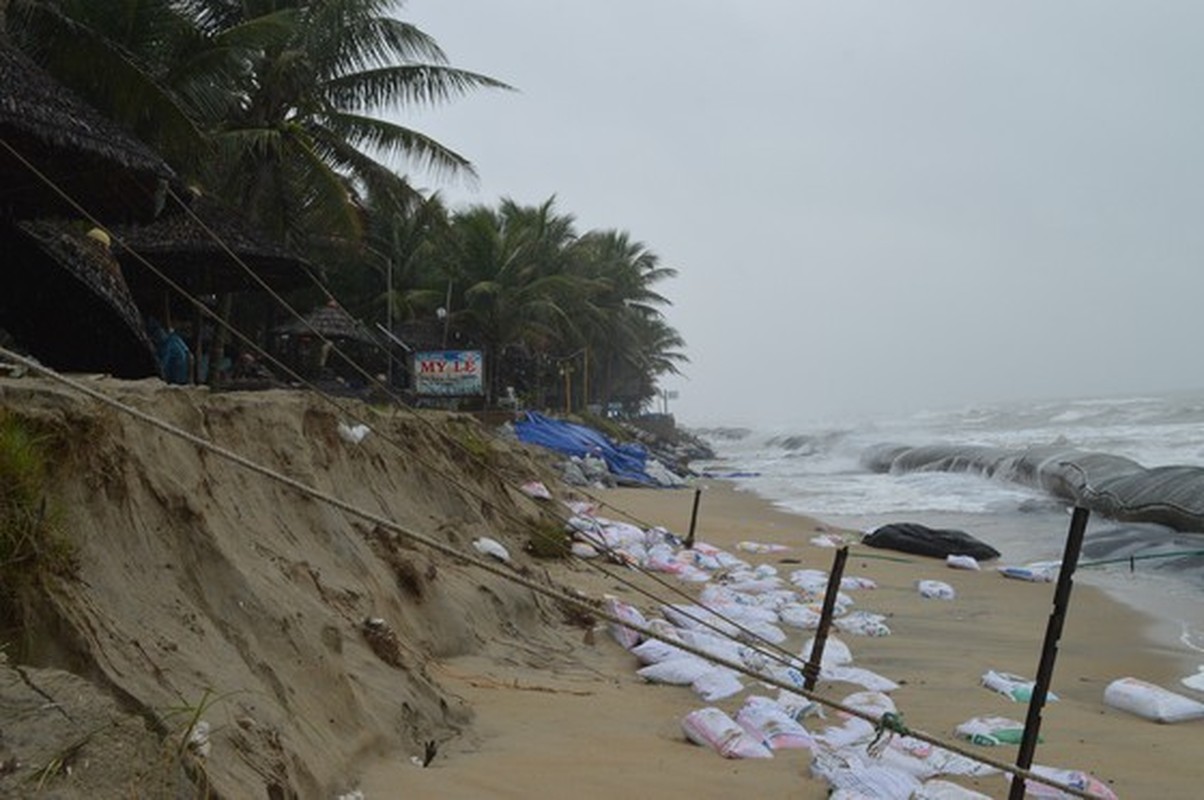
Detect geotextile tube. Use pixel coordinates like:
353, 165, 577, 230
862, 443, 1204, 533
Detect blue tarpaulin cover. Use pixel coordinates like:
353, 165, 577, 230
513, 412, 654, 485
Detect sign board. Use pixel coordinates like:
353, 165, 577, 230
413, 350, 484, 396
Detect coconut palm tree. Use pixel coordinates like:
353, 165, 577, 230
568, 228, 681, 411
195, 0, 511, 246
439, 199, 591, 403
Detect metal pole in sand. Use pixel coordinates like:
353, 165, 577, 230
684, 487, 703, 549
803, 545, 850, 691
1008, 506, 1090, 800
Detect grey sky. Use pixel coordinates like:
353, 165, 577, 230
403, 1, 1204, 426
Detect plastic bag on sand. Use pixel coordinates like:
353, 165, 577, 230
1103, 676, 1204, 723
681, 707, 773, 759
913, 778, 993, 799
998, 563, 1058, 582
604, 596, 646, 649
735, 696, 814, 750
954, 715, 1027, 746
981, 670, 1058, 703
472, 536, 510, 562
917, 579, 956, 600
1005, 766, 1117, 800
337, 422, 370, 443
693, 667, 744, 701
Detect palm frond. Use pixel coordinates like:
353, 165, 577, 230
323, 64, 512, 111
318, 111, 474, 177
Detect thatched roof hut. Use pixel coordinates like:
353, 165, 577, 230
0, 39, 174, 223
0, 218, 158, 378
111, 194, 318, 309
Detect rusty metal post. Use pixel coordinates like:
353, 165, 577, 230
1008, 506, 1090, 800
803, 545, 850, 691
683, 487, 702, 549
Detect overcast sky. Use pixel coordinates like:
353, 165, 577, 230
402, 1, 1204, 427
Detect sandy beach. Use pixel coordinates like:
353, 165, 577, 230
1, 379, 1199, 799
363, 480, 1201, 799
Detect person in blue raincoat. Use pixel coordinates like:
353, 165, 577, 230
148, 319, 192, 384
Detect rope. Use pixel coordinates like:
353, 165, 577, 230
0, 346, 1108, 799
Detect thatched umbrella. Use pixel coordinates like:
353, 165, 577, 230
0, 218, 158, 378
0, 38, 174, 223
274, 301, 380, 345
272, 301, 383, 382
111, 194, 318, 309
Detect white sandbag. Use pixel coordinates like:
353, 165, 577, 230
981, 670, 1058, 703
693, 667, 745, 701
1182, 665, 1204, 693
840, 690, 896, 718
953, 715, 1026, 746
945, 554, 981, 571
789, 568, 830, 592
680, 707, 773, 759
823, 665, 900, 693
604, 596, 647, 649
716, 602, 780, 626
917, 579, 956, 600
662, 604, 739, 636
643, 617, 683, 642
736, 540, 789, 554
725, 577, 784, 595
735, 696, 814, 750
802, 635, 853, 666
913, 778, 993, 799
814, 717, 877, 748
779, 603, 823, 630
638, 656, 714, 686
840, 575, 878, 590
629, 637, 685, 665
677, 629, 744, 663
776, 689, 821, 721
835, 611, 891, 637
921, 746, 1000, 777
740, 620, 787, 645
1103, 676, 1204, 723
645, 543, 685, 574
1005, 765, 1117, 800
570, 541, 599, 559
810, 747, 921, 799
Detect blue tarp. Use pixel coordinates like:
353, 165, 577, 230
513, 411, 654, 485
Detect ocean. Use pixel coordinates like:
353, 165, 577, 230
693, 389, 1204, 666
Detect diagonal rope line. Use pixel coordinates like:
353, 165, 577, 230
0, 345, 1104, 800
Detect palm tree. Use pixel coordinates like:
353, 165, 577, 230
441, 199, 588, 403
196, 0, 511, 246
569, 228, 680, 412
